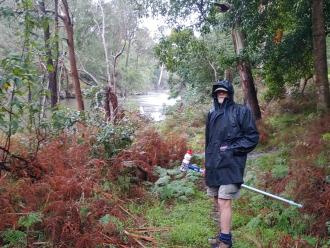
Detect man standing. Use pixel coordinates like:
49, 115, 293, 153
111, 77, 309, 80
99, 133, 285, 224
205, 79, 259, 248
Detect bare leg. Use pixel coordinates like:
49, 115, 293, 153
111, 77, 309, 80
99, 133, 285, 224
218, 198, 232, 234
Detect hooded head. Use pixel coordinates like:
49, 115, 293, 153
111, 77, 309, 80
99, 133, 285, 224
212, 79, 234, 102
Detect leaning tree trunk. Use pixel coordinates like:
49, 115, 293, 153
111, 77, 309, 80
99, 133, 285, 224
109, 43, 126, 121
39, 0, 58, 108
311, 0, 330, 111
232, 28, 261, 120
61, 0, 84, 111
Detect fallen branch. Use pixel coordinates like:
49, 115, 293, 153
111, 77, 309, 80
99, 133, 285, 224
0, 146, 30, 164
100, 232, 114, 242
132, 237, 147, 248
4, 212, 32, 215
32, 242, 50, 246
118, 205, 138, 222
123, 230, 156, 243
127, 227, 171, 233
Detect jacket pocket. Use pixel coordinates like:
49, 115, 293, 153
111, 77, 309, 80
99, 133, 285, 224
216, 149, 234, 168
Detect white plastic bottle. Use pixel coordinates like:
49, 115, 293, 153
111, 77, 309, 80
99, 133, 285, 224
180, 149, 193, 172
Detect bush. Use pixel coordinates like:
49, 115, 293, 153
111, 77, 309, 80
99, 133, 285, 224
152, 166, 200, 201
94, 122, 134, 159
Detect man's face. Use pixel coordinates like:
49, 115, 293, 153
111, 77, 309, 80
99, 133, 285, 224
217, 91, 228, 104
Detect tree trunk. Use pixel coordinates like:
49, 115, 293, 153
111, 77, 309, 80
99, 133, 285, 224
112, 42, 126, 93
104, 86, 111, 120
224, 69, 233, 82
61, 0, 84, 111
311, 0, 330, 111
104, 86, 119, 121
125, 39, 131, 68
232, 28, 261, 120
157, 64, 165, 89
208, 61, 217, 82
54, 0, 60, 103
98, 1, 112, 84
39, 0, 58, 108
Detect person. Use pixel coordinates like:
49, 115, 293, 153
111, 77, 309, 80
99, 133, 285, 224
205, 79, 259, 248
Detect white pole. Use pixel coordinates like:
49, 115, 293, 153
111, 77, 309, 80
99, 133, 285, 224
241, 184, 303, 208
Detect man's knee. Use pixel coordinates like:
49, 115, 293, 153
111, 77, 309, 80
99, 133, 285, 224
218, 198, 232, 209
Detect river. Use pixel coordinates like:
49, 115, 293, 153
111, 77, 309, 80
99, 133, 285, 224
61, 90, 179, 121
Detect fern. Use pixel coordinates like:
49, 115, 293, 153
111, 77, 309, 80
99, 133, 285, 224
18, 212, 43, 229
0, 229, 27, 248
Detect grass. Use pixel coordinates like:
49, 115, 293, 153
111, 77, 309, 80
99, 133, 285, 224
129, 191, 217, 248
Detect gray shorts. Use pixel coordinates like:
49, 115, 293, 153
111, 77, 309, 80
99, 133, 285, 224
207, 184, 240, 199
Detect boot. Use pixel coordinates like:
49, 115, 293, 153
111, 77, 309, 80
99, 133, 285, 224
218, 241, 232, 248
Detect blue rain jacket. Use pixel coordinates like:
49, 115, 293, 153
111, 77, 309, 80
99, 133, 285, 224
205, 80, 259, 187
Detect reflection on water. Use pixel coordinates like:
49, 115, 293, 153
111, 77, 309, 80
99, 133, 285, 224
124, 90, 179, 121
60, 90, 179, 121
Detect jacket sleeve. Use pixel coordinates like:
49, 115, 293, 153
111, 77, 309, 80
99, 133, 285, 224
230, 106, 259, 154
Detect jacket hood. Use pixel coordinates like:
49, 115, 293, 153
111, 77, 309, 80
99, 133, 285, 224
211, 80, 235, 112
212, 79, 234, 101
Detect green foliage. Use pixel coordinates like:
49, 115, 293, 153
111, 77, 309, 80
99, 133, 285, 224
269, 153, 288, 179
79, 206, 90, 224
160, 102, 209, 153
94, 122, 134, 159
0, 229, 27, 248
232, 189, 313, 247
116, 175, 131, 194
145, 192, 216, 248
321, 132, 330, 142
315, 150, 330, 168
268, 113, 301, 131
74, 0, 158, 94
18, 212, 43, 230
0, 54, 39, 136
99, 214, 124, 233
220, 0, 315, 99
154, 29, 235, 100
99, 214, 111, 225
152, 166, 200, 201
252, 150, 288, 172
50, 107, 84, 134
83, 85, 105, 110
271, 163, 289, 179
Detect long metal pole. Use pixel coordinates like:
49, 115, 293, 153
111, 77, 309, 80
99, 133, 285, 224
241, 184, 303, 208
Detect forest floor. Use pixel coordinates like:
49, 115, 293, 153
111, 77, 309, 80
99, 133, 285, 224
0, 99, 330, 248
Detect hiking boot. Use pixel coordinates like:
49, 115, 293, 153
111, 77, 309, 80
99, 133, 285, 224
208, 238, 232, 248
218, 241, 232, 248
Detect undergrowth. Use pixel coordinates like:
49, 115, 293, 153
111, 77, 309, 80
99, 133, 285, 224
1, 96, 329, 247
129, 191, 216, 248
0, 107, 192, 247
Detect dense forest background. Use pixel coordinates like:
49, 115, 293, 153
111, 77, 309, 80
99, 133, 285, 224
0, 0, 330, 247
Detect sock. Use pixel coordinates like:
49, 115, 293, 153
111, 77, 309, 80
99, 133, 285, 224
219, 232, 232, 245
